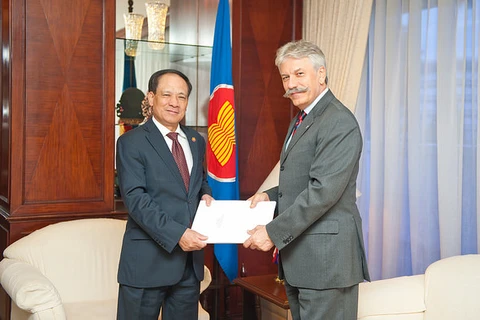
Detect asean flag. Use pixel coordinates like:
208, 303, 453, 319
207, 86, 237, 187
207, 0, 239, 283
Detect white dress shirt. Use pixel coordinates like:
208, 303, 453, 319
152, 117, 193, 174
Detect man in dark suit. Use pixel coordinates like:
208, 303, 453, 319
244, 40, 370, 320
116, 69, 213, 320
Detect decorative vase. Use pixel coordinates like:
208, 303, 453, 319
123, 13, 145, 57
145, 1, 169, 50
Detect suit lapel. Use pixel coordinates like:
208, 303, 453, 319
285, 114, 314, 153
181, 125, 199, 224
143, 119, 187, 192
182, 125, 199, 194
280, 117, 297, 161
281, 90, 335, 163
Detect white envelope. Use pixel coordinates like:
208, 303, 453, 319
191, 200, 276, 243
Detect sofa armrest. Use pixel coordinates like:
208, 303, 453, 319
200, 265, 212, 294
0, 258, 64, 314
358, 274, 426, 319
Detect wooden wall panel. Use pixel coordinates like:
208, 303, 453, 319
7, 0, 115, 215
0, 0, 12, 213
233, 0, 303, 201
0, 1, 9, 208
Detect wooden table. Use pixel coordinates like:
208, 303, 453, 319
233, 274, 289, 320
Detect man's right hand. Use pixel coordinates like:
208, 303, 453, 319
248, 192, 270, 208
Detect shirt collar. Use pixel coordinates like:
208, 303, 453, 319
303, 88, 329, 115
152, 117, 186, 139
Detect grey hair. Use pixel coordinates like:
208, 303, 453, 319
275, 40, 328, 81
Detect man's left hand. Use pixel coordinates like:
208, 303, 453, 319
243, 225, 274, 251
201, 194, 214, 206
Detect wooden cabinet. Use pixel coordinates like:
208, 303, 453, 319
234, 274, 291, 320
0, 1, 120, 317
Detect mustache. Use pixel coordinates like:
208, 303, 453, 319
283, 86, 309, 98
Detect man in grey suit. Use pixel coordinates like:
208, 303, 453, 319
244, 40, 370, 320
116, 69, 213, 320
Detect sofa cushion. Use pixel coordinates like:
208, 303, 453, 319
63, 300, 117, 320
358, 274, 425, 319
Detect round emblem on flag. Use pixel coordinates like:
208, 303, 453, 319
207, 86, 236, 180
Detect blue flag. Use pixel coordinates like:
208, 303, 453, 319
207, 0, 239, 283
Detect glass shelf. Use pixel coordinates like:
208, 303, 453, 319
116, 38, 212, 63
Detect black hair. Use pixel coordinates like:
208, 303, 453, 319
147, 69, 193, 97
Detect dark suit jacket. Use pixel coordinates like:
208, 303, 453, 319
116, 118, 211, 288
265, 90, 370, 290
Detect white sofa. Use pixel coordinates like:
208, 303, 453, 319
358, 254, 480, 320
0, 218, 211, 320
258, 254, 480, 320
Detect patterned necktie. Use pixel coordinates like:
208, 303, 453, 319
291, 110, 307, 137
166, 132, 190, 191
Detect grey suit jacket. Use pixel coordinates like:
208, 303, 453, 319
116, 119, 211, 288
265, 90, 370, 290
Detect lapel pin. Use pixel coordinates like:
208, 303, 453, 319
191, 137, 196, 142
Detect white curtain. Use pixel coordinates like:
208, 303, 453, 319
355, 0, 480, 280
303, 0, 373, 112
